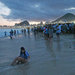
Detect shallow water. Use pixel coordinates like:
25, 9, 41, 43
0, 32, 75, 75
0, 29, 22, 37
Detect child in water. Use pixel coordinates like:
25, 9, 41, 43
11, 47, 30, 65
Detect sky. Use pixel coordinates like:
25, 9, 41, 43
0, 0, 75, 26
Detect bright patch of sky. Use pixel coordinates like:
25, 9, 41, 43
34, 4, 40, 8
65, 7, 75, 10
0, 0, 75, 25
0, 2, 11, 16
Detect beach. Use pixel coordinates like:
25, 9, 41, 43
0, 32, 75, 75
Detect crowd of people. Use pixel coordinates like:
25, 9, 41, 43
4, 28, 31, 39
9, 29, 21, 39
33, 23, 75, 38
3, 23, 75, 65
3, 23, 75, 39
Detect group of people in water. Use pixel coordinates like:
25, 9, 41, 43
4, 23, 75, 40
4, 29, 19, 38
9, 29, 21, 39
10, 23, 75, 65
4, 28, 30, 39
33, 23, 75, 39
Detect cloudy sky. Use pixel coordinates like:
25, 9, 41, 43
0, 0, 75, 25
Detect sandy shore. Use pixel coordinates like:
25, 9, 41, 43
0, 32, 75, 75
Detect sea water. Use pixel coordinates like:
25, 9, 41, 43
0, 32, 75, 75
0, 29, 22, 38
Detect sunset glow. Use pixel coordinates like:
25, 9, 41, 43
0, 0, 75, 26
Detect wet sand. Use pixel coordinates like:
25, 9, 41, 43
0, 32, 75, 75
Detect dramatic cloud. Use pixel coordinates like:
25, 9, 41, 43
0, 0, 75, 25
0, 2, 11, 16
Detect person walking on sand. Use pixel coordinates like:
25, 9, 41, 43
11, 47, 30, 65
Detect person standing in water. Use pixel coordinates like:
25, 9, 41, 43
14, 30, 16, 36
49, 25, 53, 38
11, 47, 30, 65
56, 25, 62, 38
10, 29, 13, 39
24, 29, 26, 36
4, 31, 7, 36
17, 30, 19, 34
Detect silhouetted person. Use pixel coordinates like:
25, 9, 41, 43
14, 30, 16, 36
10, 29, 13, 39
27, 28, 30, 35
24, 29, 26, 35
4, 31, 7, 36
17, 30, 19, 34
21, 29, 24, 34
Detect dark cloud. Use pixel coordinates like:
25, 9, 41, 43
1, 0, 75, 21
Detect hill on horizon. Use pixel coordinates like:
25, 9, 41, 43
15, 20, 29, 26
52, 13, 75, 23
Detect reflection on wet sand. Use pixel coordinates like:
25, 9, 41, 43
0, 32, 75, 75
44, 38, 56, 66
